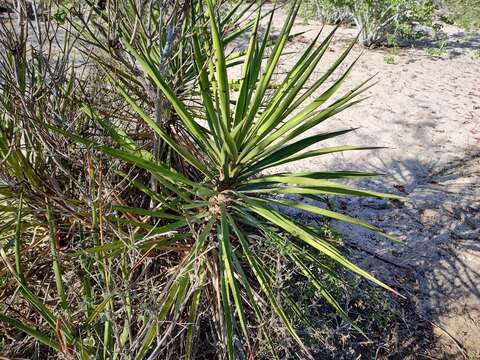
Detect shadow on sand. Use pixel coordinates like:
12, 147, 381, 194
327, 151, 480, 357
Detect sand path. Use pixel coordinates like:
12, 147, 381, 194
259, 13, 480, 357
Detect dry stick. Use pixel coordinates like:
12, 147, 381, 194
346, 241, 413, 271
396, 284, 468, 358
391, 285, 468, 360
346, 240, 469, 357
149, 4, 184, 204
428, 320, 469, 359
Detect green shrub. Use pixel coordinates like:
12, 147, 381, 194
344, 0, 438, 46
300, 0, 352, 24
441, 0, 480, 30
300, 0, 438, 47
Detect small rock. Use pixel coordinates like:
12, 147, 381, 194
360, 198, 390, 209
393, 184, 407, 193
420, 208, 441, 225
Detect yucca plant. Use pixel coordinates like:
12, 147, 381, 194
0, 0, 406, 359
50, 1, 405, 358
0, 1, 277, 358
63, 0, 263, 175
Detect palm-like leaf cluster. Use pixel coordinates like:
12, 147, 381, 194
0, 0, 403, 359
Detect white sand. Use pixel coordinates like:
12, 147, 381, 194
239, 11, 480, 356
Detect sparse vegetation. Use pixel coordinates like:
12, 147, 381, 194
384, 55, 396, 64
300, 0, 480, 48
425, 38, 449, 56
299, 0, 352, 24
442, 0, 480, 30
299, 0, 438, 47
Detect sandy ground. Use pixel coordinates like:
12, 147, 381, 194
234, 10, 480, 357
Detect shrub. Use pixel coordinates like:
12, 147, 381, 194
301, 0, 438, 47
0, 0, 403, 358
352, 0, 438, 46
300, 0, 352, 25
441, 0, 480, 30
